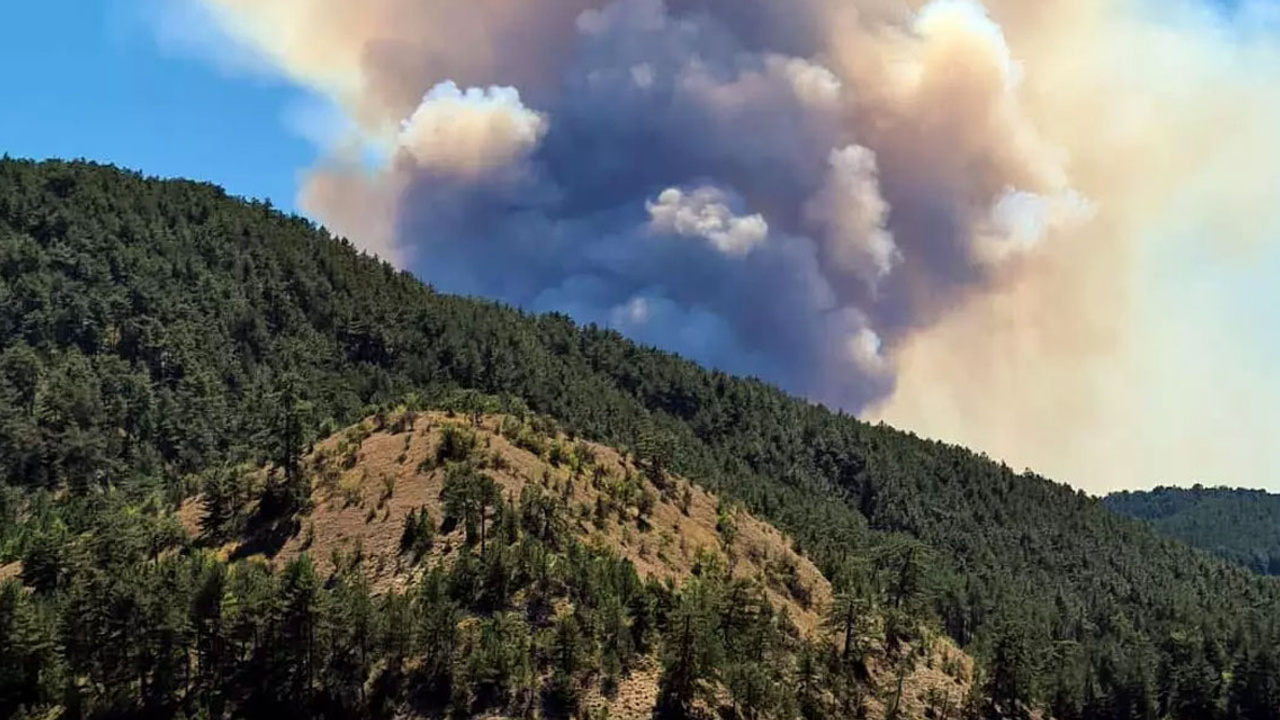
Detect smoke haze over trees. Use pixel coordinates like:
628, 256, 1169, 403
175, 0, 1280, 493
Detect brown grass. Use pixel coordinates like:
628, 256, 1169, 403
177, 410, 972, 719
0, 561, 22, 585
203, 412, 832, 617
175, 497, 205, 539
863, 635, 974, 719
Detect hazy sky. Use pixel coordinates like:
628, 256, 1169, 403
4, 0, 1280, 494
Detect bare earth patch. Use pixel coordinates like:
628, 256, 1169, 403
0, 561, 22, 584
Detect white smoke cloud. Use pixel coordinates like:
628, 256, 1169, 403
913, 0, 1025, 91
647, 187, 769, 257
804, 146, 900, 289
975, 187, 1095, 263
846, 326, 889, 377
397, 82, 548, 177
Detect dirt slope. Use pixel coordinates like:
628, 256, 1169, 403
181, 410, 973, 718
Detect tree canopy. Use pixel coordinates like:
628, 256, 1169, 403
1106, 485, 1280, 576
3, 158, 1280, 718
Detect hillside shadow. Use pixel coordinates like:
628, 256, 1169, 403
228, 481, 305, 561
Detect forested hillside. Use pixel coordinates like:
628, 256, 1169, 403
3, 158, 1280, 719
1105, 485, 1280, 576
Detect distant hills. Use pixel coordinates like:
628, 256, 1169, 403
3, 158, 1280, 718
1105, 485, 1280, 576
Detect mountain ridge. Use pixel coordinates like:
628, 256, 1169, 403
2, 157, 1280, 718
1105, 484, 1280, 576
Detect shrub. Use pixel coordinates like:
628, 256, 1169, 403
401, 507, 435, 559
435, 424, 478, 466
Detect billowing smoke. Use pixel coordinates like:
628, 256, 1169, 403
186, 0, 1280, 491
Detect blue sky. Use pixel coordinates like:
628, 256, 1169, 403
0, 0, 311, 211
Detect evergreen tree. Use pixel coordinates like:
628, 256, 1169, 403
656, 580, 723, 719
0, 580, 62, 717
201, 465, 242, 543
547, 614, 586, 714
442, 464, 499, 551
980, 620, 1038, 720
400, 506, 435, 560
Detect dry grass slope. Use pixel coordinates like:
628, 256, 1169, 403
179, 410, 973, 719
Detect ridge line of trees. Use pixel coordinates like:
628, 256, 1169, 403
3, 158, 1280, 718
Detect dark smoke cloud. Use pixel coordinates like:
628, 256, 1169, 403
277, 0, 1076, 408
191, 0, 1280, 491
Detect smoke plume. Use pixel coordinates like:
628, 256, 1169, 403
187, 0, 1280, 491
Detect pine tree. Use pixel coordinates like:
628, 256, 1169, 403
414, 568, 460, 698
0, 580, 63, 717
1230, 644, 1280, 720
795, 638, 830, 720
276, 556, 321, 710
269, 374, 312, 484
547, 614, 586, 713
201, 465, 241, 543
400, 506, 435, 559
981, 620, 1037, 720
656, 580, 723, 719
191, 559, 228, 712
443, 464, 499, 551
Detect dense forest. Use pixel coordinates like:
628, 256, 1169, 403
3, 158, 1280, 719
1105, 485, 1280, 576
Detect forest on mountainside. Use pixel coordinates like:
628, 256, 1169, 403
1105, 485, 1280, 576
3, 158, 1280, 719
7, 400, 956, 720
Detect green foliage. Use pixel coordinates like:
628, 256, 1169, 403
267, 373, 313, 483
435, 424, 479, 467
636, 426, 675, 492
458, 612, 533, 711
2, 158, 1280, 719
546, 614, 587, 713
519, 483, 568, 550
201, 464, 246, 543
513, 426, 548, 457
716, 498, 738, 546
400, 506, 435, 559
0, 579, 63, 716
442, 464, 500, 551
1106, 485, 1280, 575
547, 440, 570, 468
826, 585, 874, 677
977, 619, 1039, 720
657, 578, 724, 718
